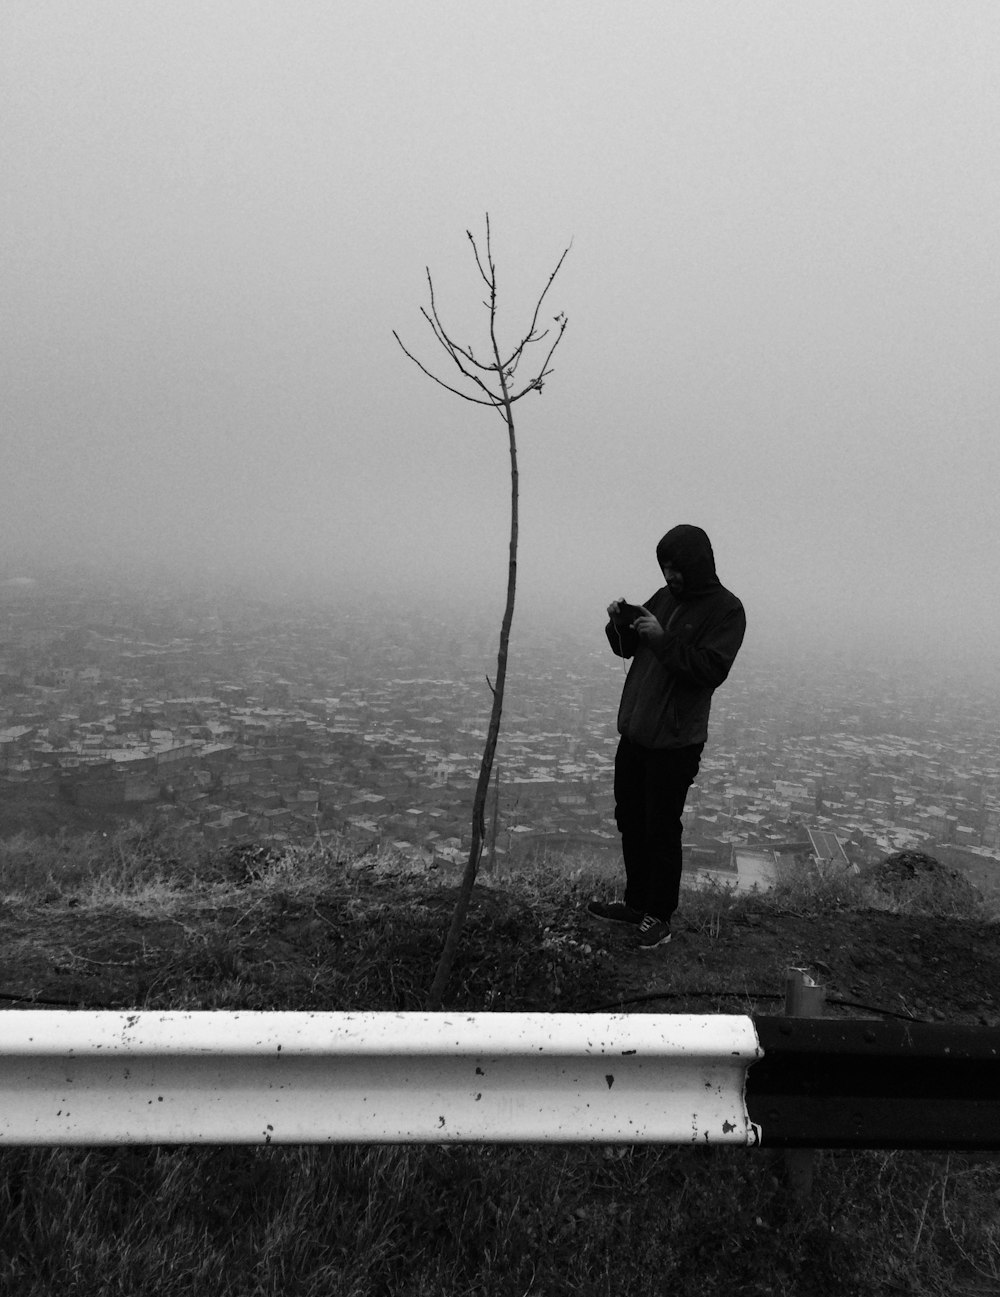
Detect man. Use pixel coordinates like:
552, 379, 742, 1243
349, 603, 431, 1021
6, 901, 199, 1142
589, 524, 746, 948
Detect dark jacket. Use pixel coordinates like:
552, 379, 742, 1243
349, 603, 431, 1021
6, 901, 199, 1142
606, 526, 745, 749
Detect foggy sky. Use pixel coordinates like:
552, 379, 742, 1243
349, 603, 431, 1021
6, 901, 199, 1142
3, 2, 999, 669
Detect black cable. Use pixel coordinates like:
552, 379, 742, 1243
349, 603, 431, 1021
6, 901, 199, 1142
826, 997, 925, 1022
0, 985, 934, 1023
590, 988, 926, 1022
0, 986, 940, 1024
611, 621, 628, 676
0, 989, 107, 1009
591, 989, 783, 1012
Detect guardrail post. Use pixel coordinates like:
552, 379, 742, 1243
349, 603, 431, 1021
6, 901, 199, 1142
785, 966, 826, 1020
784, 967, 826, 1200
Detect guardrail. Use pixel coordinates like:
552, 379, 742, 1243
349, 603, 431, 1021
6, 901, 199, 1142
0, 1011, 762, 1147
748, 1016, 1000, 1149
1, 1011, 997, 1149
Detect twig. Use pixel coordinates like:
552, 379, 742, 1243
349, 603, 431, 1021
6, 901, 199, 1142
391, 331, 498, 407
911, 1173, 935, 1254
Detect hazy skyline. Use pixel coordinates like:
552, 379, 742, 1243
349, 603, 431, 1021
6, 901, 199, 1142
4, 2, 999, 668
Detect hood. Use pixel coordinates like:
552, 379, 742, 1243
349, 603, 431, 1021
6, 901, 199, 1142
655, 524, 721, 600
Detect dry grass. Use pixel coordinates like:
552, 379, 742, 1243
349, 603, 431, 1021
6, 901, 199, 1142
2, 1140, 997, 1296
767, 852, 999, 922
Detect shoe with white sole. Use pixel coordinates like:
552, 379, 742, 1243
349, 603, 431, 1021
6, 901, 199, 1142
636, 915, 672, 949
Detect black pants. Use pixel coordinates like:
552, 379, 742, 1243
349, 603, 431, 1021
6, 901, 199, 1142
614, 736, 704, 923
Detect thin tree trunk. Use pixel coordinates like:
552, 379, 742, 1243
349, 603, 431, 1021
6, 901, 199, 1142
394, 218, 568, 1009
426, 399, 517, 1010
485, 764, 501, 873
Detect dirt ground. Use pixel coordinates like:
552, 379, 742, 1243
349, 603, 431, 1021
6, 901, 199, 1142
1, 880, 998, 1029
604, 905, 1000, 1025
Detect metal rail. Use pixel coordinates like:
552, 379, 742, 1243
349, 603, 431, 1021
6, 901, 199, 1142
3, 1011, 997, 1149
0, 1011, 762, 1147
747, 1016, 1000, 1149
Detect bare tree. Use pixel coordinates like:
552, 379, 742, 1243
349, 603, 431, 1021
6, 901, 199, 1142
394, 216, 570, 1010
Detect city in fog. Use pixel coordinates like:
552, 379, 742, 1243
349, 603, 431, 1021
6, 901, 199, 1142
2, 570, 998, 898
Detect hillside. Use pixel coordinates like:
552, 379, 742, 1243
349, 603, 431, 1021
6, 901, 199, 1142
1, 832, 997, 1026
1, 831, 999, 1296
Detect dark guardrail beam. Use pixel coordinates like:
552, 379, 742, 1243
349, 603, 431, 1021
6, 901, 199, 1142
748, 1016, 1000, 1149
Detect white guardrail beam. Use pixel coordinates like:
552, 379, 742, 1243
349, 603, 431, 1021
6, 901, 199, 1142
0, 1012, 762, 1147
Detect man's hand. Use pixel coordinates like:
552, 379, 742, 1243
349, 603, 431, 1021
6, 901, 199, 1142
632, 609, 665, 645
607, 598, 627, 620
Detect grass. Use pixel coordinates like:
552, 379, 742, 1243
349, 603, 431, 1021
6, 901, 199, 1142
1, 1142, 997, 1295
766, 851, 997, 921
0, 824, 998, 1294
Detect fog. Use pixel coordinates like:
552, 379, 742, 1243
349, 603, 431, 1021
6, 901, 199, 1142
4, 2, 999, 672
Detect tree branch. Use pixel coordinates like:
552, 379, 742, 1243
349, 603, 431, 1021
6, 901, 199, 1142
500, 241, 572, 372
418, 307, 498, 402
424, 271, 497, 374
392, 331, 500, 407
467, 226, 492, 289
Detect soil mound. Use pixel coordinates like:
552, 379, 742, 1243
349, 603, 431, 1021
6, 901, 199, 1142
863, 849, 981, 912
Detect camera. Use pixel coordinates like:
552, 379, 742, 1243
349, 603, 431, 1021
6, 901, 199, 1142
610, 601, 647, 628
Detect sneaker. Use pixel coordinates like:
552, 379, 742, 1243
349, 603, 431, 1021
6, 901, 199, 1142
636, 915, 672, 949
587, 899, 644, 926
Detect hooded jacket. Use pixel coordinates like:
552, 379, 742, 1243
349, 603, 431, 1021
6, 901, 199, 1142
606, 525, 745, 749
